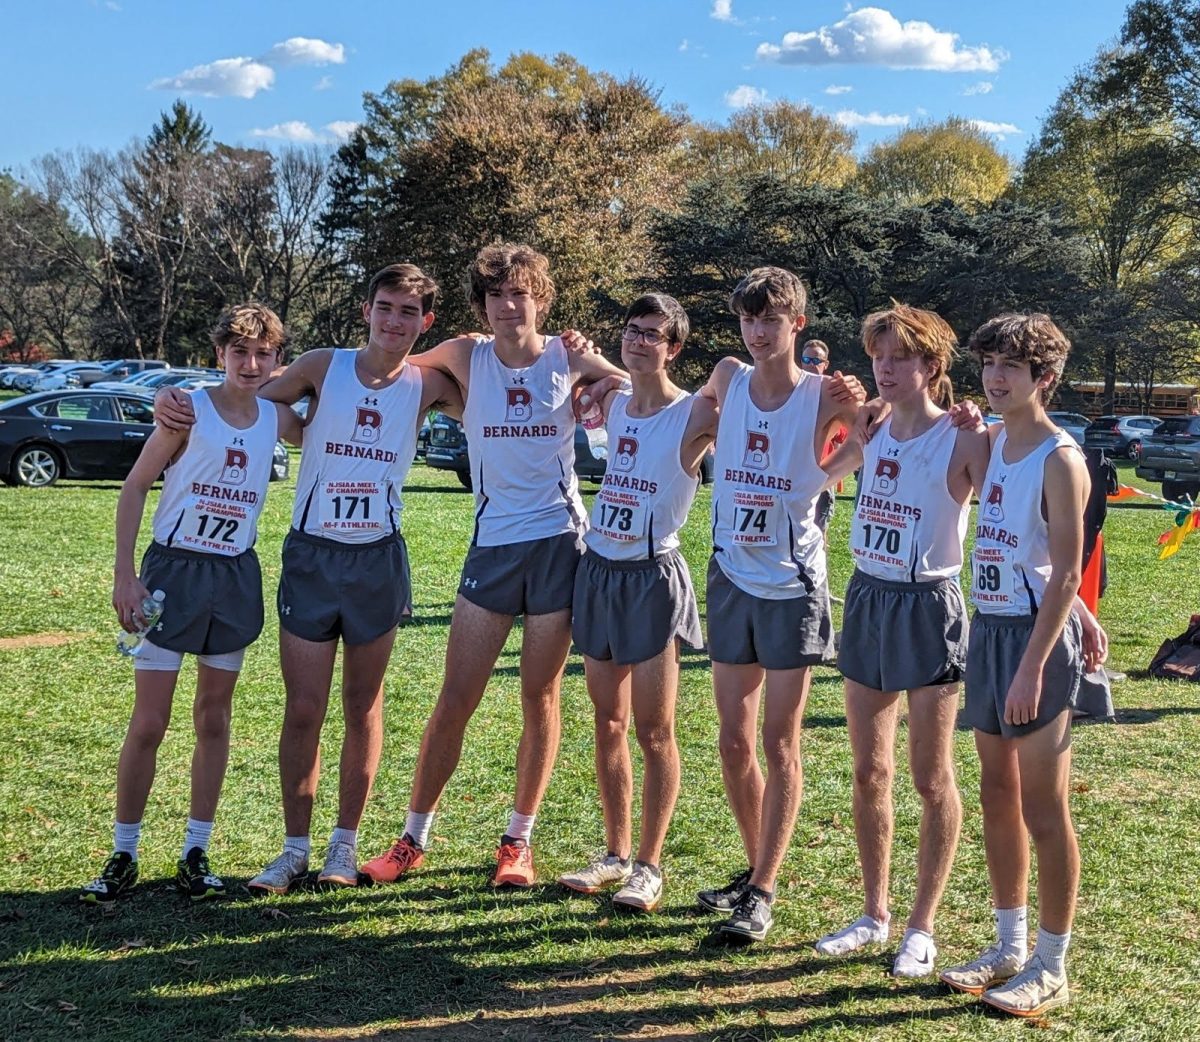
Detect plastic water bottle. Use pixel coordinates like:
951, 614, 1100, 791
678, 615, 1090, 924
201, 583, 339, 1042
117, 590, 166, 657
580, 398, 608, 458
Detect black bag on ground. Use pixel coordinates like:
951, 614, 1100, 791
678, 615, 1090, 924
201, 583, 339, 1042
1148, 615, 1200, 681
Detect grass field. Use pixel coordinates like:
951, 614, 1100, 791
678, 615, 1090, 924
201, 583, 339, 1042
1, 460, 1198, 1041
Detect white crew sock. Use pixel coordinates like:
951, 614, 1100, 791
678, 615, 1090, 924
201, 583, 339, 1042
505, 811, 536, 844
283, 834, 311, 859
182, 818, 214, 858
114, 820, 142, 858
405, 810, 435, 849
329, 826, 357, 849
995, 906, 1029, 959
1034, 926, 1071, 976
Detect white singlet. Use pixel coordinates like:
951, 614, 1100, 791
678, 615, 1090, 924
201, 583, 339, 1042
585, 390, 699, 561
462, 336, 586, 547
971, 428, 1079, 615
152, 389, 278, 556
711, 363, 827, 600
850, 413, 968, 582
292, 349, 422, 543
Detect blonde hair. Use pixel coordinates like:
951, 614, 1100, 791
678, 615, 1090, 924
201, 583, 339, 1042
968, 312, 1071, 404
862, 302, 957, 408
209, 302, 286, 353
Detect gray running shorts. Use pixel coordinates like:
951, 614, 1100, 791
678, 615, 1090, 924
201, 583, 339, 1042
705, 555, 834, 671
572, 548, 703, 665
838, 570, 967, 692
278, 528, 410, 646
139, 541, 263, 656
459, 532, 582, 617
815, 490, 835, 534
964, 611, 1083, 738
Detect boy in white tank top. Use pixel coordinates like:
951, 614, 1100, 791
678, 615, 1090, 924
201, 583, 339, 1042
81, 304, 300, 905
940, 314, 1107, 1018
154, 266, 463, 895
362, 243, 628, 889
695, 267, 864, 943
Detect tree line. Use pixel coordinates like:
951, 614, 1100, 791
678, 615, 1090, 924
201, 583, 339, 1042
2, 0, 1198, 411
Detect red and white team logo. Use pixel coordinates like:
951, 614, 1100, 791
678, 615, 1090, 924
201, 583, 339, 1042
612, 435, 638, 473
742, 430, 770, 471
352, 405, 383, 445
505, 386, 533, 423
869, 458, 901, 497
983, 482, 1005, 523
220, 446, 249, 486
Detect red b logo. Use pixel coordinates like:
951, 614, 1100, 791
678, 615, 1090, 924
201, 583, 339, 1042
870, 457, 901, 497
983, 482, 1005, 523
613, 436, 638, 473
353, 407, 383, 445
743, 431, 770, 471
221, 447, 248, 486
505, 387, 533, 422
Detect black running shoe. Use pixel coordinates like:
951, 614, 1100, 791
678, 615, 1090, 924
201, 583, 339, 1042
79, 851, 138, 904
696, 866, 753, 913
719, 886, 774, 942
176, 846, 227, 901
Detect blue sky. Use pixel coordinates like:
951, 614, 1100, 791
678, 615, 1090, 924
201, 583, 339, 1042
3, 1, 1134, 169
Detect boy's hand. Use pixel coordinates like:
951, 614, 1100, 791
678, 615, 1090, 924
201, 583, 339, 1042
1003, 666, 1043, 727
829, 370, 867, 405
113, 575, 152, 633
154, 386, 196, 432
851, 398, 890, 445
949, 399, 986, 432
561, 328, 598, 355
1077, 612, 1109, 674
575, 374, 625, 421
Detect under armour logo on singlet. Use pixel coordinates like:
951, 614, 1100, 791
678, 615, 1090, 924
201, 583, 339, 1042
757, 420, 769, 429
364, 397, 379, 407
886, 447, 900, 457
233, 437, 245, 447
512, 376, 526, 385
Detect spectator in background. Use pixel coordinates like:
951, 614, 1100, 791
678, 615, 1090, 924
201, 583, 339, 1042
800, 341, 848, 541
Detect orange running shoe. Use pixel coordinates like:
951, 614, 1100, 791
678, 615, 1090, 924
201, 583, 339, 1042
493, 837, 535, 887
362, 835, 425, 884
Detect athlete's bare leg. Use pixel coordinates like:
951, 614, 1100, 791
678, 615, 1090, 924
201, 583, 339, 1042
278, 630, 338, 837
630, 643, 682, 866
845, 680, 901, 923
188, 664, 239, 823
904, 682, 962, 933
752, 666, 812, 892
1014, 710, 1077, 934
336, 627, 399, 831
583, 656, 635, 857
115, 670, 179, 823
513, 608, 573, 817
713, 662, 765, 865
973, 730, 1029, 911
408, 596, 513, 813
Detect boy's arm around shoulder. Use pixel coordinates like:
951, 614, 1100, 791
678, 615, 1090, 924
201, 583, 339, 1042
419, 366, 464, 421
274, 402, 303, 447
409, 336, 475, 394
681, 393, 719, 476
258, 348, 330, 406
698, 356, 742, 409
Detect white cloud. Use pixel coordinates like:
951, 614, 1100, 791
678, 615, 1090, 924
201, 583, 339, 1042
712, 0, 733, 21
679, 38, 690, 52
969, 119, 1022, 138
964, 81, 994, 96
251, 120, 319, 142
725, 85, 768, 109
824, 84, 853, 95
314, 75, 334, 91
835, 109, 910, 128
262, 37, 346, 67
757, 7, 1004, 72
324, 121, 360, 142
151, 57, 275, 99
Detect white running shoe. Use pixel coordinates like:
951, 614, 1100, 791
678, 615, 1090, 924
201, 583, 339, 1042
613, 862, 663, 912
979, 955, 1069, 1017
558, 852, 632, 894
891, 928, 938, 978
939, 942, 1025, 995
815, 914, 890, 956
247, 849, 309, 896
317, 840, 359, 887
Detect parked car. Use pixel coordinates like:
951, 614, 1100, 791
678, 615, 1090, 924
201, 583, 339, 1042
0, 389, 289, 487
1047, 411, 1089, 446
415, 417, 431, 459
89, 368, 212, 393
12, 360, 80, 392
1083, 414, 1162, 460
32, 362, 107, 392
1135, 414, 1200, 502
76, 358, 169, 387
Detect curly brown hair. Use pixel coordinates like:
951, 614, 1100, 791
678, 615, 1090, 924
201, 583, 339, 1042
862, 302, 958, 409
968, 312, 1071, 404
209, 302, 286, 354
467, 243, 555, 326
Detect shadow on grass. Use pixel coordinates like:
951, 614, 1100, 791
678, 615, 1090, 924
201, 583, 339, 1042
0, 877, 980, 1041
1112, 705, 1200, 724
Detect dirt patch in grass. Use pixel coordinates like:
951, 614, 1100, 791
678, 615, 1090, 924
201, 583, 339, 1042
0, 631, 81, 650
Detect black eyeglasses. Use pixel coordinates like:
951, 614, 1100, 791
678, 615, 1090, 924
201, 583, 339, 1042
800, 355, 827, 366
622, 325, 669, 347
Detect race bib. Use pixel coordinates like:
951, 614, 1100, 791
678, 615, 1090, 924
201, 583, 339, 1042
850, 509, 917, 573
591, 488, 648, 542
177, 495, 254, 556
730, 490, 779, 547
970, 546, 1020, 610
318, 480, 387, 535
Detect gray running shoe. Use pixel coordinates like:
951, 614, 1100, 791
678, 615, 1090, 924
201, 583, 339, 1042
939, 942, 1025, 995
317, 840, 359, 886
979, 955, 1069, 1017
247, 849, 309, 896
613, 862, 662, 912
559, 852, 632, 894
